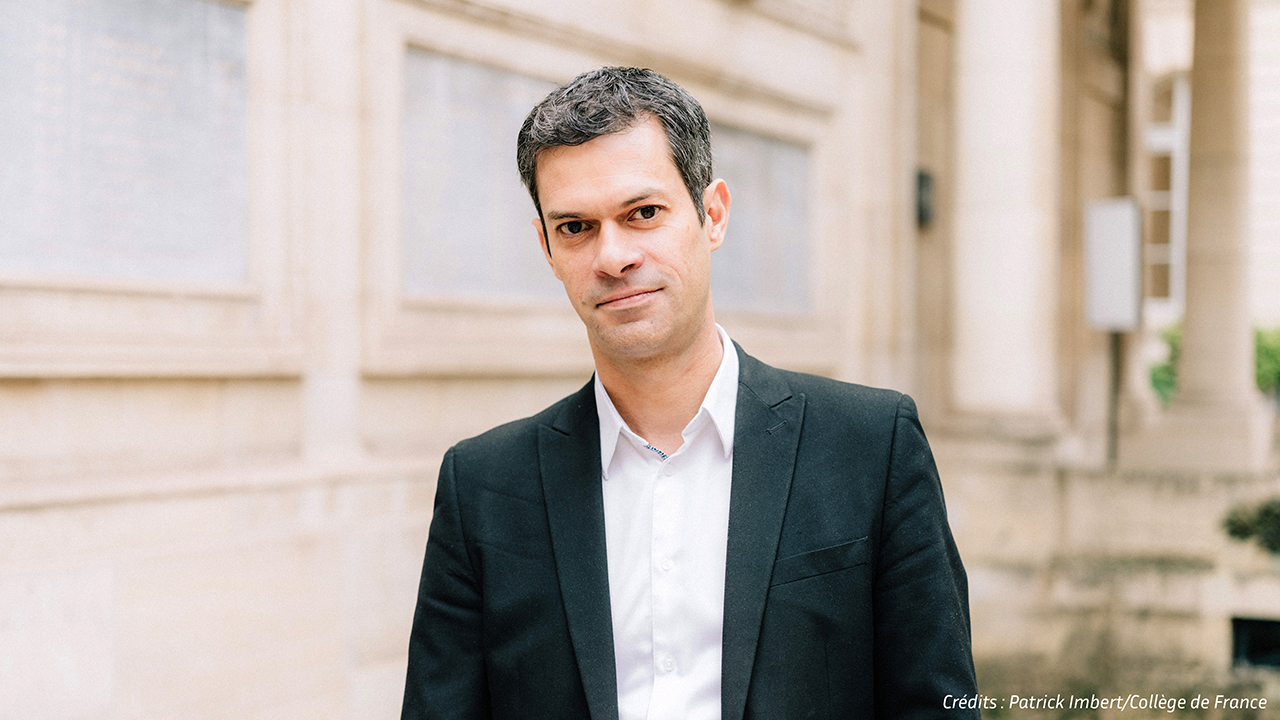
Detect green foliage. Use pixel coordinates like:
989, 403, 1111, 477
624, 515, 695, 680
1223, 499, 1280, 555
1149, 324, 1182, 406
1256, 327, 1280, 395
1149, 324, 1280, 405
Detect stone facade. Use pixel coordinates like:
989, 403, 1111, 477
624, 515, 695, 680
1, 0, 1279, 717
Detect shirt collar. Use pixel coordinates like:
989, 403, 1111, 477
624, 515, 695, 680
595, 324, 739, 479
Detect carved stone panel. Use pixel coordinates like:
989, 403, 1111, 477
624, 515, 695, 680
401, 50, 561, 302
711, 124, 812, 315
0, 0, 249, 285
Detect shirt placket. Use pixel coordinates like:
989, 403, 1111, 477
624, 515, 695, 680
647, 449, 680, 719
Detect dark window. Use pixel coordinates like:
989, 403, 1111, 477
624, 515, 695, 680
1232, 618, 1280, 668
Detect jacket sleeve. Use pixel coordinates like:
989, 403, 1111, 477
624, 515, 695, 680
402, 447, 492, 720
872, 395, 980, 719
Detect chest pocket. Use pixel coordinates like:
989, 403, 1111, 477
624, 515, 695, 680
473, 486, 553, 565
770, 536, 869, 587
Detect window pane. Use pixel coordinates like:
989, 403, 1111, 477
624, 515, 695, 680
1150, 154, 1172, 192
1149, 208, 1171, 245
1147, 262, 1170, 298
1233, 617, 1280, 668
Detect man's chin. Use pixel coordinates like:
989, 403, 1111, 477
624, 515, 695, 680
588, 321, 672, 363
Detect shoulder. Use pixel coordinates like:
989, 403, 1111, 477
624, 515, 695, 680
785, 371, 916, 457
446, 380, 592, 478
777, 367, 906, 411
738, 348, 914, 431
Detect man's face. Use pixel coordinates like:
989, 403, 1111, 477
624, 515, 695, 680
534, 116, 729, 364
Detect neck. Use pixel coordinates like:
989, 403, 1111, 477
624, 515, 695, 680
594, 320, 725, 455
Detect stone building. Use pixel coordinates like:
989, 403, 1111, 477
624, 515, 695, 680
1, 0, 1278, 717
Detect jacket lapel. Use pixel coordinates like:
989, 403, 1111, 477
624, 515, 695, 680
721, 345, 805, 720
538, 381, 619, 720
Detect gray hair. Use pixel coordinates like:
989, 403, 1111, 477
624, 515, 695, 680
517, 66, 713, 227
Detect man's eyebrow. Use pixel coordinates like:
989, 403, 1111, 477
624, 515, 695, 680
620, 190, 662, 208
544, 210, 583, 221
544, 189, 667, 222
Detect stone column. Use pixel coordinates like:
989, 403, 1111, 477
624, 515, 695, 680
949, 0, 1062, 435
1123, 0, 1272, 471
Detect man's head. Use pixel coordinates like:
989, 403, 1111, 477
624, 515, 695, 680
517, 66, 714, 229
518, 68, 730, 367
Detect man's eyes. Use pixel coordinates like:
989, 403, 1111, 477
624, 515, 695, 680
632, 205, 659, 221
557, 207, 658, 235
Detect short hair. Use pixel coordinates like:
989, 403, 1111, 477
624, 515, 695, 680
517, 66, 713, 225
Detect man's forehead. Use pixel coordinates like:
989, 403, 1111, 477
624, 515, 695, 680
534, 118, 684, 212
535, 117, 673, 169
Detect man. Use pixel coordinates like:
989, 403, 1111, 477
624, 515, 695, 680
402, 66, 978, 720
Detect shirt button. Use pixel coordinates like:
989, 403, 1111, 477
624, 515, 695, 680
662, 463, 675, 476
662, 656, 675, 672
660, 558, 672, 571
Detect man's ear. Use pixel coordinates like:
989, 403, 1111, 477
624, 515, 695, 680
533, 217, 560, 279
702, 179, 731, 252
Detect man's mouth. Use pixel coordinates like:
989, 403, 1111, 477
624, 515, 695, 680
596, 289, 659, 308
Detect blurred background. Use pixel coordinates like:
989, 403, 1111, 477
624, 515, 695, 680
2, 0, 1279, 717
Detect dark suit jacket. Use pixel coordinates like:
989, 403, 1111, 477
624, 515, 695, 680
402, 344, 979, 720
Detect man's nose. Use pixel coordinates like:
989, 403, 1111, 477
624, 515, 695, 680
593, 221, 643, 277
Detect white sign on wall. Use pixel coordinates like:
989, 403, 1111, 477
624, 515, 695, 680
1084, 197, 1142, 331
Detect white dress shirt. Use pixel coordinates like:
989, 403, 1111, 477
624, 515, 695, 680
595, 324, 739, 720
